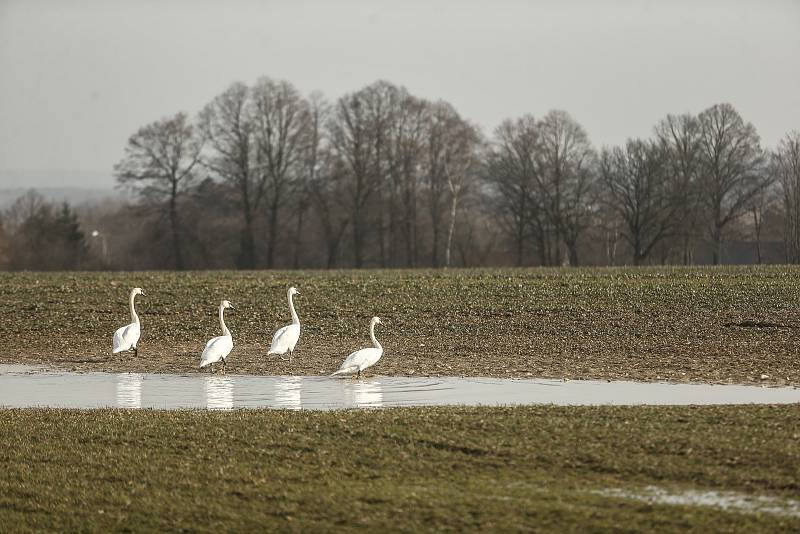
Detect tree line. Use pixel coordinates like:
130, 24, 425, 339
1, 77, 799, 270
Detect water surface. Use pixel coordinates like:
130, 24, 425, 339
1, 364, 798, 410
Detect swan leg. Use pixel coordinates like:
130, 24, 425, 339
221, 359, 226, 375
133, 346, 138, 358
209, 363, 214, 374
289, 349, 293, 363
356, 369, 361, 379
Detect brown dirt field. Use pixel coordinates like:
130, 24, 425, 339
1, 267, 799, 384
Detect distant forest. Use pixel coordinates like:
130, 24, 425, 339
1, 78, 799, 270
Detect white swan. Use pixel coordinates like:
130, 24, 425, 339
332, 317, 383, 379
199, 300, 235, 373
267, 287, 301, 361
112, 287, 144, 356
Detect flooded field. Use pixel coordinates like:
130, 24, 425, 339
3, 268, 800, 386
2, 364, 799, 410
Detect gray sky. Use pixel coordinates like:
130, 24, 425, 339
0, 0, 798, 188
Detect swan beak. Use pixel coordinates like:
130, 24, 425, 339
229, 305, 235, 310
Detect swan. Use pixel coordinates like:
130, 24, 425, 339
267, 287, 301, 361
112, 287, 144, 357
199, 300, 235, 373
332, 317, 383, 379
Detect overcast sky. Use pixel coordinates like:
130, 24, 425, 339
0, 0, 798, 188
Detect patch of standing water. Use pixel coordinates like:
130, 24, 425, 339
593, 486, 800, 518
0, 364, 798, 410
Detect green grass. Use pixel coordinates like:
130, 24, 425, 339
1, 266, 799, 383
0, 405, 798, 532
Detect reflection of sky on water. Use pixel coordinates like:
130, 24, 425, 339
116, 373, 142, 408
274, 376, 302, 410
348, 380, 383, 408
3, 364, 800, 409
205, 376, 233, 410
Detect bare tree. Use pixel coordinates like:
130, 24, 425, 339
696, 103, 769, 264
251, 77, 311, 268
600, 139, 677, 264
748, 185, 778, 264
775, 131, 800, 262
4, 192, 87, 270
292, 91, 328, 268
442, 117, 481, 268
423, 101, 480, 267
654, 113, 702, 264
537, 110, 596, 266
388, 94, 426, 267
328, 81, 401, 267
423, 103, 448, 267
114, 112, 202, 270
309, 152, 351, 268
363, 82, 403, 267
484, 116, 542, 265
199, 82, 266, 269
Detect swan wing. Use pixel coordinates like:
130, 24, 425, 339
112, 323, 140, 354
361, 348, 383, 370
200, 336, 233, 368
268, 324, 300, 355
112, 325, 128, 353
336, 347, 382, 374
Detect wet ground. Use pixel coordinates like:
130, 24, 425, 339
593, 486, 800, 518
2, 364, 799, 410
2, 268, 800, 385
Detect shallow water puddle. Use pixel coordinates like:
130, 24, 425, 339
1, 364, 799, 410
594, 486, 800, 518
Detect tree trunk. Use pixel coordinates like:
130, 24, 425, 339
327, 238, 339, 269
516, 195, 525, 266
169, 182, 183, 270
410, 176, 418, 267
266, 195, 280, 268
293, 200, 306, 269
753, 206, 762, 264
567, 242, 579, 267
352, 207, 363, 268
682, 233, 691, 265
711, 226, 722, 265
326, 220, 348, 269
632, 235, 642, 266
239, 210, 256, 269
431, 222, 440, 268
386, 183, 394, 267
404, 183, 414, 267
445, 193, 458, 268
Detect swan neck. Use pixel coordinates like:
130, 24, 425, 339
129, 291, 140, 324
219, 305, 231, 337
288, 291, 300, 325
370, 321, 381, 350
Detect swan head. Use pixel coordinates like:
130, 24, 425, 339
132, 287, 145, 296
221, 300, 234, 310
372, 316, 382, 326
289, 286, 299, 296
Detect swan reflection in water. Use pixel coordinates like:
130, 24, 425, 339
346, 380, 383, 408
274, 376, 302, 410
116, 373, 143, 409
205, 375, 234, 410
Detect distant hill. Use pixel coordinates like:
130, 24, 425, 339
0, 187, 123, 209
